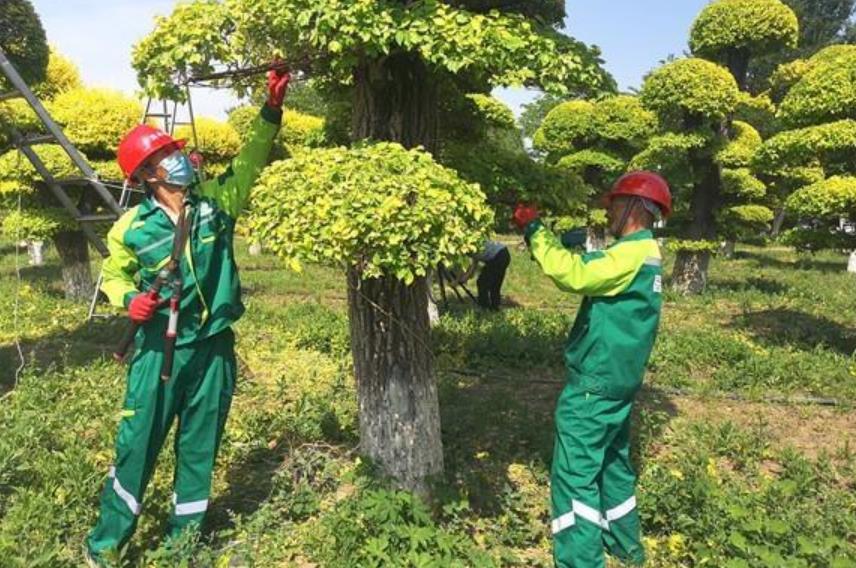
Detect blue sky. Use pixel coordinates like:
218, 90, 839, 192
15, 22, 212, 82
31, 0, 710, 119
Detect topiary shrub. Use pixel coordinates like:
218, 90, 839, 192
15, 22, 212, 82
778, 47, 856, 128
716, 120, 762, 169
689, 0, 798, 63
532, 99, 595, 159
246, 142, 493, 283
32, 48, 82, 100
175, 116, 241, 164
48, 88, 141, 159
641, 58, 740, 126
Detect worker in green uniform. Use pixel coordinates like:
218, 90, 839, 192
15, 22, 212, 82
85, 66, 291, 564
512, 171, 673, 568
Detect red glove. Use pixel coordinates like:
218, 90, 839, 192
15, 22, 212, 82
128, 291, 159, 323
512, 202, 540, 231
266, 64, 291, 109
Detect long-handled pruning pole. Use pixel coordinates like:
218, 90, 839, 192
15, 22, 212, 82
114, 198, 191, 381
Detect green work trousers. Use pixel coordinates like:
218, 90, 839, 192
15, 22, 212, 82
86, 328, 236, 559
551, 386, 645, 568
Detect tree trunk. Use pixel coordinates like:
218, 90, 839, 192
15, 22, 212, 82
346, 270, 444, 496
586, 227, 607, 252
28, 240, 45, 266
54, 230, 94, 301
671, 144, 722, 294
348, 52, 444, 493
771, 207, 786, 237
672, 250, 712, 294
352, 52, 439, 153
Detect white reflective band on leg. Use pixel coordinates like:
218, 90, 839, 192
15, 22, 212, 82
174, 497, 209, 516
108, 467, 141, 516
573, 500, 609, 530
551, 511, 576, 534
605, 496, 637, 523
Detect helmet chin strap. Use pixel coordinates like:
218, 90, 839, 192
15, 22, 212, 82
613, 197, 641, 238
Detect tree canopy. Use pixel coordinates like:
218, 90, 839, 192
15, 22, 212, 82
132, 0, 614, 102
0, 0, 49, 88
246, 143, 493, 283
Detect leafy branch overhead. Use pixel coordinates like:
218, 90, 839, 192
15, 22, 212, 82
132, 0, 614, 101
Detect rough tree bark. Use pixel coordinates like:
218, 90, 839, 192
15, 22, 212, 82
348, 52, 444, 494
53, 229, 94, 301
672, 146, 722, 295
347, 270, 443, 495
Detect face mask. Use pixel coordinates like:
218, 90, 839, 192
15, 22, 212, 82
158, 151, 195, 188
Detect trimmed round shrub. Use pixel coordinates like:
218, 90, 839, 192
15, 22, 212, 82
532, 100, 596, 157
689, 0, 798, 62
175, 116, 241, 164
557, 149, 625, 179
753, 119, 856, 173
590, 95, 657, 148
48, 88, 141, 158
716, 121, 762, 168
246, 142, 493, 282
466, 93, 516, 131
33, 49, 82, 100
721, 167, 766, 199
641, 58, 740, 125
786, 175, 856, 218
778, 47, 856, 128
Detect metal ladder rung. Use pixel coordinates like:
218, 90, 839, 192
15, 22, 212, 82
0, 89, 21, 102
19, 133, 55, 146
145, 113, 172, 118
77, 213, 118, 223
53, 176, 97, 186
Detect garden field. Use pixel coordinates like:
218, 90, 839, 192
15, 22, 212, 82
0, 238, 854, 567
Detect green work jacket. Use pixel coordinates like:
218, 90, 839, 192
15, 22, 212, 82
101, 104, 282, 346
527, 223, 663, 400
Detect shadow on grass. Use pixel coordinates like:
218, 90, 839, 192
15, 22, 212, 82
708, 277, 792, 296
0, 315, 126, 392
736, 250, 845, 273
731, 307, 856, 356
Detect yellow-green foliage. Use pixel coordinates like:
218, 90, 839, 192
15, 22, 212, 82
770, 59, 811, 99
716, 121, 762, 168
131, 0, 613, 102
0, 99, 41, 134
48, 88, 141, 158
641, 58, 740, 124
32, 49, 82, 100
689, 0, 798, 61
629, 132, 712, 188
786, 175, 856, 218
778, 46, 856, 128
0, 145, 79, 189
175, 117, 241, 164
734, 92, 777, 135
725, 204, 774, 226
753, 119, 856, 174
465, 94, 516, 131
0, 207, 74, 240
534, 95, 655, 159
722, 168, 766, 199
532, 100, 596, 157
228, 105, 325, 150
557, 149, 625, 179
590, 95, 657, 147
246, 142, 493, 283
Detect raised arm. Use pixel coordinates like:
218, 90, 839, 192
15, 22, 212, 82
526, 222, 642, 297
197, 104, 282, 218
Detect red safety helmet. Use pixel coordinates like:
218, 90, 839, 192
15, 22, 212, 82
604, 171, 672, 218
117, 124, 187, 181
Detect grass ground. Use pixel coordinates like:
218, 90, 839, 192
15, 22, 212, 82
0, 237, 854, 567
